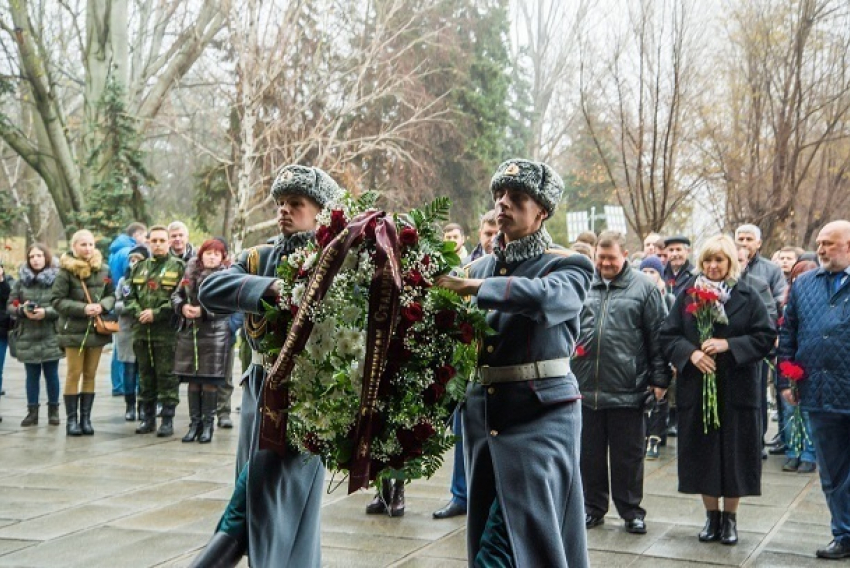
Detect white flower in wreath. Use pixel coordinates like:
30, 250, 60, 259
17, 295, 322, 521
301, 252, 318, 272
291, 283, 306, 306
335, 328, 362, 357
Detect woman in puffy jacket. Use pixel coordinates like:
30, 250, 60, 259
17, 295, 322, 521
7, 244, 64, 427
51, 230, 115, 436
172, 238, 233, 444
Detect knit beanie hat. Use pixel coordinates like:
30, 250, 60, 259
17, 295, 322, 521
490, 159, 564, 216
128, 245, 150, 260
270, 165, 342, 209
639, 255, 665, 275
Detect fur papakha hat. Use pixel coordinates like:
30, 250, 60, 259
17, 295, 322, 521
270, 165, 342, 208
490, 159, 564, 216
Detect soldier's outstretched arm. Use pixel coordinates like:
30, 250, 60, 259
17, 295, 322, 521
198, 249, 277, 316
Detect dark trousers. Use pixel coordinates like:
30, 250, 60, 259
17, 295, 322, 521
581, 406, 646, 520
809, 412, 850, 543
451, 409, 468, 506
134, 339, 179, 407
646, 398, 669, 441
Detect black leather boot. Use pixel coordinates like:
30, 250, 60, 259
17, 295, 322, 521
136, 402, 156, 434
365, 479, 393, 515
124, 394, 136, 421
182, 391, 202, 443
79, 393, 95, 435
21, 404, 39, 427
157, 405, 176, 437
698, 510, 722, 542
47, 403, 61, 425
720, 511, 738, 545
198, 391, 217, 444
187, 532, 245, 568
64, 396, 82, 436
389, 479, 405, 517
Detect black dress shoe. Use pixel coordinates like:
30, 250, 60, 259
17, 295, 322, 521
585, 514, 605, 529
433, 501, 466, 519
625, 518, 647, 534
817, 539, 850, 559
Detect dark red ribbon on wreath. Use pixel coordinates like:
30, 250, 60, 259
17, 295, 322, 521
259, 210, 402, 494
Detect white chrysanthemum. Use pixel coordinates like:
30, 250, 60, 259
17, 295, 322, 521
291, 283, 306, 306
302, 252, 318, 272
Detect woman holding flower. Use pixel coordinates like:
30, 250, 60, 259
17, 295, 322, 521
51, 230, 115, 436
437, 159, 594, 568
660, 234, 775, 545
172, 238, 233, 444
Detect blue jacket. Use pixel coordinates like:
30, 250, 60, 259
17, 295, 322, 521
107, 234, 137, 282
779, 268, 850, 414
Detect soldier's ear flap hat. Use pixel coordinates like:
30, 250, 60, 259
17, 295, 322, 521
270, 165, 342, 209
490, 159, 564, 217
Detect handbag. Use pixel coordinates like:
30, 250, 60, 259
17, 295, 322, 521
80, 278, 119, 335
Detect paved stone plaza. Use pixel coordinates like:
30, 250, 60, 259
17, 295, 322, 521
0, 351, 836, 567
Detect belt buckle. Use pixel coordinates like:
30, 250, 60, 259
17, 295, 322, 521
534, 361, 543, 379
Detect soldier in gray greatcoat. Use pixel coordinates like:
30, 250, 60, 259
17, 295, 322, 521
438, 159, 593, 568
190, 165, 342, 568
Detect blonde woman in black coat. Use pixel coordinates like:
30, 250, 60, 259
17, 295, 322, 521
660, 234, 775, 545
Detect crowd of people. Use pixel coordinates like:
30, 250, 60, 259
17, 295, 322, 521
0, 222, 238, 444
428, 207, 849, 561
1, 158, 849, 566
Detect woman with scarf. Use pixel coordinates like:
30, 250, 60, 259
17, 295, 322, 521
172, 238, 233, 444
7, 244, 63, 427
436, 159, 594, 568
51, 230, 116, 436
191, 165, 341, 567
660, 234, 775, 545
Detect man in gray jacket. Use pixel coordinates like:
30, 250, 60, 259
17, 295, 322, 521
574, 231, 670, 534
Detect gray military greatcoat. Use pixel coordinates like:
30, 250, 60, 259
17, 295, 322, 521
199, 232, 323, 568
465, 237, 593, 567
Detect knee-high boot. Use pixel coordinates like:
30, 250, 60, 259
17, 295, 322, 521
198, 391, 217, 444
182, 390, 202, 443
79, 393, 95, 435
64, 396, 82, 436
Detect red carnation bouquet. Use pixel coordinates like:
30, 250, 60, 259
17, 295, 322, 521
778, 360, 810, 452
685, 283, 729, 433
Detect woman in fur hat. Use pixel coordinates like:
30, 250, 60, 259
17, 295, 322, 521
51, 229, 116, 436
7, 244, 63, 427
172, 238, 233, 444
437, 159, 594, 568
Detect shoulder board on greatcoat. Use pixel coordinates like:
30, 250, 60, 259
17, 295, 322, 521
463, 256, 489, 278
544, 248, 575, 258
245, 244, 274, 276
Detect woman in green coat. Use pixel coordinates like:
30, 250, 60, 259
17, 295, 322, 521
7, 244, 64, 427
51, 230, 115, 436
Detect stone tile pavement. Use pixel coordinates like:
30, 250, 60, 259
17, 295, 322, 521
0, 351, 835, 567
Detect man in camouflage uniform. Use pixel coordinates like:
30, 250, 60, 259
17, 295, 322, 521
125, 225, 185, 436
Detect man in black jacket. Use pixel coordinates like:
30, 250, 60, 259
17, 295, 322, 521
574, 231, 670, 535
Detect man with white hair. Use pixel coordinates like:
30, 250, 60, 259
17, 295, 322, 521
735, 224, 787, 309
168, 221, 195, 263
736, 223, 786, 459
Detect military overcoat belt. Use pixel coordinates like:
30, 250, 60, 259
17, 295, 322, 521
478, 358, 571, 384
